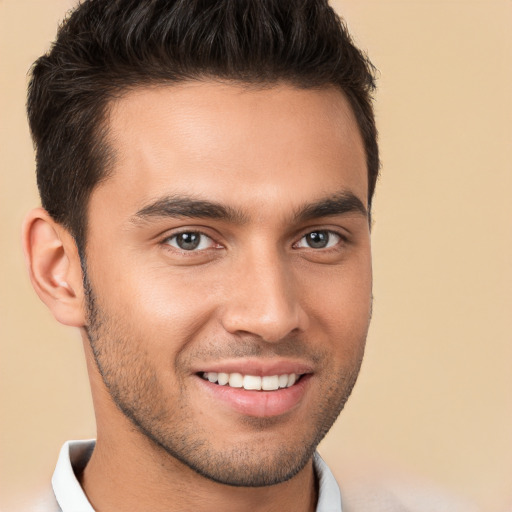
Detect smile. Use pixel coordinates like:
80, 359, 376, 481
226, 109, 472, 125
201, 372, 299, 391
197, 370, 311, 417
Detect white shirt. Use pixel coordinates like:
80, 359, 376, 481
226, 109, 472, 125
47, 440, 343, 512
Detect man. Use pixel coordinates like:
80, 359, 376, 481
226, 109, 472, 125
22, 0, 378, 510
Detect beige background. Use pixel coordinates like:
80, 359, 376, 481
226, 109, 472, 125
1, 1, 511, 511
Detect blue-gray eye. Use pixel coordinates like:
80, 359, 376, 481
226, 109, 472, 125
296, 230, 340, 249
166, 232, 214, 251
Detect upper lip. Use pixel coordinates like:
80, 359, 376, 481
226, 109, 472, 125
193, 358, 314, 377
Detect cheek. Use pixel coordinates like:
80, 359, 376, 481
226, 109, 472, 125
301, 256, 372, 324
298, 256, 372, 364
91, 259, 220, 357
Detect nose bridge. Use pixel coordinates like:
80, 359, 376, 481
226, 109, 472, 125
221, 243, 306, 342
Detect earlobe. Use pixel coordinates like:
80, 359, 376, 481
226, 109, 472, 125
22, 208, 86, 327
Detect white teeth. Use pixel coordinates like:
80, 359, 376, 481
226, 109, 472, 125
228, 373, 243, 388
202, 372, 299, 390
243, 375, 262, 390
261, 375, 279, 391
217, 372, 229, 385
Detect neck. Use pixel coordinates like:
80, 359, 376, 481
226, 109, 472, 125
79, 429, 318, 512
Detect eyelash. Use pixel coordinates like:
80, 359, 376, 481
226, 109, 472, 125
293, 230, 344, 250
162, 230, 219, 252
161, 229, 347, 253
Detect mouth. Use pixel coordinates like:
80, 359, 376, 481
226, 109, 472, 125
199, 371, 301, 391
196, 369, 311, 417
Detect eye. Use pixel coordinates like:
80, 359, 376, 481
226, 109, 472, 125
164, 231, 216, 251
295, 230, 341, 249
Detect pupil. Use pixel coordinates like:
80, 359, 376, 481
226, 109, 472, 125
307, 231, 328, 248
177, 232, 200, 250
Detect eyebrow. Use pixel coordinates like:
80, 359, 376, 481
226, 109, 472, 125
132, 195, 248, 224
294, 192, 368, 222
131, 191, 368, 225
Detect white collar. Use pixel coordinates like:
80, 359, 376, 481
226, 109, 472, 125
52, 440, 342, 512
313, 452, 343, 512
52, 440, 95, 512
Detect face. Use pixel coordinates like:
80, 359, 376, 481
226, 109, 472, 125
83, 82, 372, 486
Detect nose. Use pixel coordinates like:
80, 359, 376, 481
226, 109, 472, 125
220, 248, 309, 343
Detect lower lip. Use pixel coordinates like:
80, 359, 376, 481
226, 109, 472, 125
196, 374, 312, 418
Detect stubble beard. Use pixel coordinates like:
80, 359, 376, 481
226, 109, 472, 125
82, 267, 367, 487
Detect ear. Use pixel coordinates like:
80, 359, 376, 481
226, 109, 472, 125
22, 208, 86, 327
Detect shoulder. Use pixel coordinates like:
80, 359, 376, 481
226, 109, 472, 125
318, 454, 480, 512
5, 488, 61, 512
339, 476, 481, 512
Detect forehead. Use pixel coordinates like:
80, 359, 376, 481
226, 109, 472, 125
93, 81, 367, 219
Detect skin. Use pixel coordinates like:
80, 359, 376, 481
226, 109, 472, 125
23, 82, 372, 512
